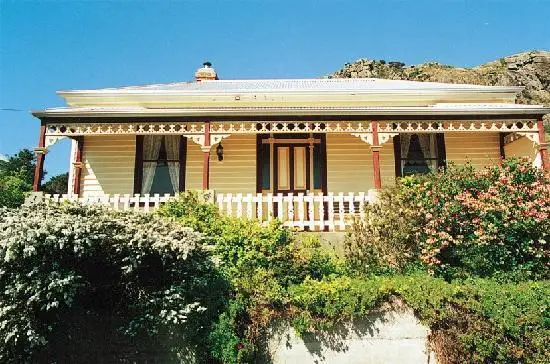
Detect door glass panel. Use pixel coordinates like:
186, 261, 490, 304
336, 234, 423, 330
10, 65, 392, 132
313, 144, 323, 189
277, 147, 290, 190
294, 146, 307, 190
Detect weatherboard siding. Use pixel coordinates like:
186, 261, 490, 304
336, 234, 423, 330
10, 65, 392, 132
326, 133, 395, 192
77, 132, 508, 197
445, 132, 501, 168
185, 134, 257, 194
80, 136, 136, 196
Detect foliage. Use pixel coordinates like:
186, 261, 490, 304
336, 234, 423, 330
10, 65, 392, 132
401, 159, 549, 280
0, 175, 30, 208
287, 274, 549, 364
159, 193, 343, 362
158, 191, 225, 243
0, 202, 226, 363
160, 188, 550, 363
0, 149, 37, 207
0, 149, 37, 186
42, 172, 69, 195
347, 159, 549, 281
344, 184, 419, 274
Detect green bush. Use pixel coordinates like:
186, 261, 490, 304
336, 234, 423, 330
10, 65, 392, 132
403, 159, 549, 280
159, 192, 342, 287
287, 274, 550, 364
0, 202, 226, 363
344, 184, 420, 274
347, 159, 549, 280
42, 172, 69, 195
159, 193, 343, 363
0, 175, 30, 208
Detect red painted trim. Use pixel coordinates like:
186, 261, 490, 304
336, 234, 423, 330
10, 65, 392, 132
202, 152, 211, 189
32, 123, 46, 192
72, 136, 84, 196
371, 121, 382, 189
202, 122, 211, 189
537, 119, 549, 170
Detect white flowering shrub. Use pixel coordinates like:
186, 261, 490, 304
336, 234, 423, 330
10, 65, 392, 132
0, 202, 226, 363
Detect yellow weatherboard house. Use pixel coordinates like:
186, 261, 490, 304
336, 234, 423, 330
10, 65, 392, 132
32, 63, 550, 231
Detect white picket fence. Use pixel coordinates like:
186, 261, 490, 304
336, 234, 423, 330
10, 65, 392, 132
41, 193, 176, 212
40, 191, 373, 231
216, 192, 372, 231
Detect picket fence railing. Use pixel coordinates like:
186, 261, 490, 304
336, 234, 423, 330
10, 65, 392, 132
216, 192, 372, 231
41, 191, 373, 231
41, 193, 176, 212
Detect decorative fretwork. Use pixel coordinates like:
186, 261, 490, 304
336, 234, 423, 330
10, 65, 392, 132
46, 123, 205, 136
351, 132, 399, 146
516, 132, 541, 144
377, 120, 538, 133
209, 121, 372, 134
188, 134, 231, 151
45, 135, 68, 148
503, 132, 541, 145
44, 120, 542, 150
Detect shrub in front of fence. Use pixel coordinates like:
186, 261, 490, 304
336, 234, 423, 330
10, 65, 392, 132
159, 192, 344, 363
0, 202, 227, 363
346, 158, 550, 281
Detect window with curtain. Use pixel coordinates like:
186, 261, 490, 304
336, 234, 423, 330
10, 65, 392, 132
398, 134, 443, 176
138, 135, 185, 195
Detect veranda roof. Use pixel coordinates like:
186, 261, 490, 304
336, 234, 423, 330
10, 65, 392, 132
33, 77, 550, 119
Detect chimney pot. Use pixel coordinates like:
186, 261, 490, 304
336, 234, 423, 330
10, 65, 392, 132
195, 61, 218, 81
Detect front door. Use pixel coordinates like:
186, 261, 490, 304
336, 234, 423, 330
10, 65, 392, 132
274, 144, 311, 195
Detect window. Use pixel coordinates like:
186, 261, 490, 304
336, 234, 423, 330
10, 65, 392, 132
135, 136, 186, 194
395, 134, 446, 176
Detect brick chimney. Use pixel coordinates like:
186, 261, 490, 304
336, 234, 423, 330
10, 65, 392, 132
195, 61, 218, 81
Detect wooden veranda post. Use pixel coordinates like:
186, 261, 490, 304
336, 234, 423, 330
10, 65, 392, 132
202, 121, 211, 189
72, 137, 84, 196
537, 119, 549, 170
32, 123, 47, 192
371, 121, 382, 189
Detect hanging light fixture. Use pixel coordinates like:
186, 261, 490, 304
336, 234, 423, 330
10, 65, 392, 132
216, 142, 224, 161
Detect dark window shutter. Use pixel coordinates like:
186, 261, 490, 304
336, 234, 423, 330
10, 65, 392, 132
134, 135, 144, 194
393, 135, 402, 177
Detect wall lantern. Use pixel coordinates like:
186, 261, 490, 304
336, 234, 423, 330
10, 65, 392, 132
216, 142, 224, 161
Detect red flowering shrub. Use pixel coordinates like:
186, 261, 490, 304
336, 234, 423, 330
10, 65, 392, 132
402, 158, 549, 280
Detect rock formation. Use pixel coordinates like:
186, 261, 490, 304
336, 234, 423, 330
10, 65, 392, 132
330, 51, 550, 118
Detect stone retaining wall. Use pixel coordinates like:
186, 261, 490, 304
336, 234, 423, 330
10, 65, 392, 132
259, 301, 437, 364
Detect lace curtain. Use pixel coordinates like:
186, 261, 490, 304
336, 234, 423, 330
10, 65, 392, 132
164, 136, 180, 193
141, 136, 162, 194
418, 134, 438, 170
400, 134, 412, 171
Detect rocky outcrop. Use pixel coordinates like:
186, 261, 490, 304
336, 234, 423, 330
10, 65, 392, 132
330, 51, 550, 109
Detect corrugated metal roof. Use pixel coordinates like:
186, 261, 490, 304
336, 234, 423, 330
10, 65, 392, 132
64, 78, 520, 93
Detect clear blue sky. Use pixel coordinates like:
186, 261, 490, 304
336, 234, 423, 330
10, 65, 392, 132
1, 0, 549, 178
